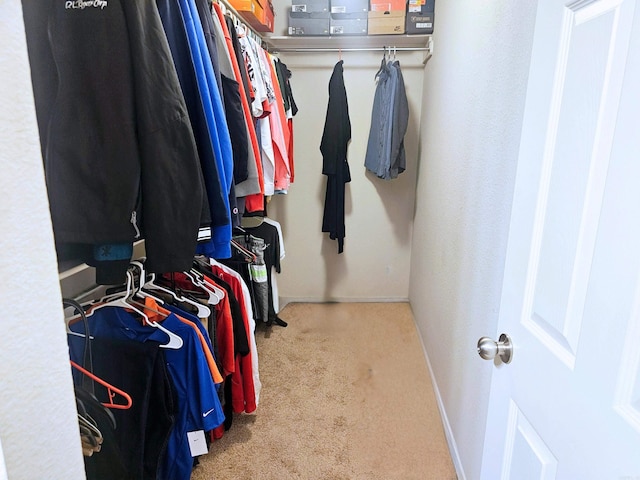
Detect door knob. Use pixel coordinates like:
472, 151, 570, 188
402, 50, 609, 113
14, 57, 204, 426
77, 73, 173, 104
477, 333, 513, 364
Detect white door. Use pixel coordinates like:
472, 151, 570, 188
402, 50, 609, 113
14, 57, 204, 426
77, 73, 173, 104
480, 0, 640, 478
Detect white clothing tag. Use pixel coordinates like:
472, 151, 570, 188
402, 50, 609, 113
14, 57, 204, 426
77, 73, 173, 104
187, 430, 208, 457
198, 227, 212, 242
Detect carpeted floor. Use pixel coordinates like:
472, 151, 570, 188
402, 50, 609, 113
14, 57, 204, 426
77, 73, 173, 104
191, 302, 457, 480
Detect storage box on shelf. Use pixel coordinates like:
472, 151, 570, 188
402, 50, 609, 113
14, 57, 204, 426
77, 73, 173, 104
228, 0, 274, 32
291, 0, 329, 12
368, 11, 405, 35
260, 1, 275, 32
329, 0, 367, 14
285, 0, 434, 38
330, 12, 367, 35
369, 0, 406, 11
288, 11, 331, 35
405, 0, 434, 34
326, 0, 367, 35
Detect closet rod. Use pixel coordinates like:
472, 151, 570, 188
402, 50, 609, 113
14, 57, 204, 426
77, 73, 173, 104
271, 47, 431, 53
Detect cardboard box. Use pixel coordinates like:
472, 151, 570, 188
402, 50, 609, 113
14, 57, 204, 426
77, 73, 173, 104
330, 13, 367, 35
255, 0, 275, 32
229, 0, 265, 31
330, 0, 368, 15
405, 0, 434, 34
291, 0, 329, 13
369, 0, 406, 12
367, 10, 405, 35
288, 12, 331, 35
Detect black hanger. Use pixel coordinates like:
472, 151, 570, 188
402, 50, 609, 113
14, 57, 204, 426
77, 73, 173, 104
64, 298, 93, 393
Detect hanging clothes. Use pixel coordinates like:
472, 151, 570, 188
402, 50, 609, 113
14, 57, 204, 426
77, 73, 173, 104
389, 61, 409, 179
156, 0, 230, 240
262, 50, 292, 195
212, 4, 264, 201
241, 220, 286, 326
206, 259, 260, 413
176, 0, 235, 259
320, 60, 352, 253
67, 299, 226, 480
273, 57, 298, 182
364, 58, 409, 180
263, 217, 286, 313
227, 14, 265, 214
22, 1, 204, 281
68, 335, 175, 480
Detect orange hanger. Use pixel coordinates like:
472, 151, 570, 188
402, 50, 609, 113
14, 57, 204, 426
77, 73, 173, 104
70, 360, 133, 410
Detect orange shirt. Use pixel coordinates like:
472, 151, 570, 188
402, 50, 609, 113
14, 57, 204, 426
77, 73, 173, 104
212, 3, 264, 202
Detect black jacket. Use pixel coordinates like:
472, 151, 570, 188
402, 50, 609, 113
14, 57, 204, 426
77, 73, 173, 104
23, 0, 204, 274
320, 61, 351, 253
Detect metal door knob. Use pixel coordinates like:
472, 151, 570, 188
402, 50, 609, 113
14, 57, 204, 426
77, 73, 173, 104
477, 333, 513, 364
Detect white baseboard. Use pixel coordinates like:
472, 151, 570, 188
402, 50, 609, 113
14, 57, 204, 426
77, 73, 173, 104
278, 296, 409, 310
413, 322, 466, 480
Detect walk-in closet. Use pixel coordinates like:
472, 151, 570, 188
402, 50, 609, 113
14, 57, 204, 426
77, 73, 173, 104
4, 0, 640, 478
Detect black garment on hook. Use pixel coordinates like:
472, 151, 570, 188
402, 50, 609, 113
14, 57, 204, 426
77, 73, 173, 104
22, 0, 204, 280
320, 60, 352, 253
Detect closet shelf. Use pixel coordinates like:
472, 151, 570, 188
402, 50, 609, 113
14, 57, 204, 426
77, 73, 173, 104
264, 34, 432, 52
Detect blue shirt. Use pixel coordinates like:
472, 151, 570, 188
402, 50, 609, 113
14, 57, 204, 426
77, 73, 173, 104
178, 0, 234, 259
165, 303, 218, 380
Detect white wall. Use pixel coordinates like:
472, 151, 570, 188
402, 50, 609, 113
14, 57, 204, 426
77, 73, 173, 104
269, 51, 423, 304
0, 5, 86, 480
409, 1, 538, 478
268, 0, 427, 304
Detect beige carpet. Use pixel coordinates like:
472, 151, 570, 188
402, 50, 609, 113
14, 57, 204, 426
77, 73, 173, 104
192, 302, 457, 480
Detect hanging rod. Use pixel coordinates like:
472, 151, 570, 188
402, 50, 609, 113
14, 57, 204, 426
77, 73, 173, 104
270, 47, 430, 53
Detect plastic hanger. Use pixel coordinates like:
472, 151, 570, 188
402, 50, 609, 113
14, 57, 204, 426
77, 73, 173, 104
129, 260, 166, 305
84, 270, 183, 349
78, 413, 102, 440
376, 47, 388, 78
148, 272, 212, 318
179, 269, 219, 305
230, 237, 257, 262
139, 258, 212, 318
71, 361, 133, 410
75, 386, 117, 430
185, 268, 224, 305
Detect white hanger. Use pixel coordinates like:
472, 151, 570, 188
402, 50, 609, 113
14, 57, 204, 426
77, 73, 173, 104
139, 258, 212, 318
84, 270, 183, 349
186, 268, 225, 305
129, 260, 165, 305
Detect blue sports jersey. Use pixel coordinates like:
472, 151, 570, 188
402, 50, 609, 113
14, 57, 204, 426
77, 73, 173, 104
71, 306, 224, 480
165, 304, 219, 381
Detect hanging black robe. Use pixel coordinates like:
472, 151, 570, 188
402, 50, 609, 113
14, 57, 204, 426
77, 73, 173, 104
320, 60, 351, 253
